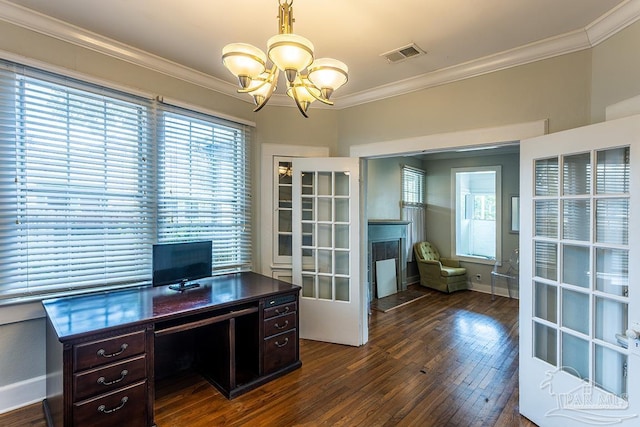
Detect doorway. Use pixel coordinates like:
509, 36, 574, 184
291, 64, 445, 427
354, 121, 545, 300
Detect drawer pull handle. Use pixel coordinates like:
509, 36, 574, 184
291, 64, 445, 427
97, 396, 128, 414
97, 343, 128, 358
274, 306, 290, 315
97, 369, 128, 386
275, 337, 289, 348
274, 320, 289, 330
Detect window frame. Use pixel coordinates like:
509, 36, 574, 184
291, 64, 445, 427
451, 165, 502, 265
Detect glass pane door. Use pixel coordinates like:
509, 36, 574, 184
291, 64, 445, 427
532, 147, 630, 396
520, 116, 640, 427
292, 157, 364, 346
300, 170, 351, 302
274, 158, 293, 263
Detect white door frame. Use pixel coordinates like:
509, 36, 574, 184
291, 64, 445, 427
350, 120, 548, 305
349, 120, 548, 158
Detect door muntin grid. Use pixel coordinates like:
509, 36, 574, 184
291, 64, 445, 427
276, 159, 293, 260
300, 170, 351, 302
532, 147, 630, 399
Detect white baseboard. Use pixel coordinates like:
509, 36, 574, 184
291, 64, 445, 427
467, 281, 519, 299
0, 375, 45, 414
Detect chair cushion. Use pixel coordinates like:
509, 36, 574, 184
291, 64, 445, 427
418, 242, 440, 261
441, 266, 467, 277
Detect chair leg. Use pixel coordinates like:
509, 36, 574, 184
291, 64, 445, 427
490, 273, 496, 301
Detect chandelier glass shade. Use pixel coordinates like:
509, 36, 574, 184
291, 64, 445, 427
221, 43, 266, 85
222, 0, 348, 117
267, 34, 314, 76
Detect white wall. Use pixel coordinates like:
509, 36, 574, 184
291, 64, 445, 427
591, 20, 640, 123
366, 156, 423, 220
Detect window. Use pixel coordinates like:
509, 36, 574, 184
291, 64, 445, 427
401, 166, 426, 261
0, 60, 252, 301
452, 166, 501, 262
402, 166, 426, 205
157, 104, 252, 274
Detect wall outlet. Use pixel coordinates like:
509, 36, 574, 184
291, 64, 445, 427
475, 273, 482, 282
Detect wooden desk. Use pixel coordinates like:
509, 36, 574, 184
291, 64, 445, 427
42, 272, 301, 427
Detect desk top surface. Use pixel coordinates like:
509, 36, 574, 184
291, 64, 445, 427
42, 272, 300, 341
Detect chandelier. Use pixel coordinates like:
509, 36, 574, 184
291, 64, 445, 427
222, 0, 348, 118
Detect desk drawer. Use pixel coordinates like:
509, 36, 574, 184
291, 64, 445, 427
73, 355, 147, 401
74, 330, 146, 371
264, 329, 297, 374
73, 380, 147, 427
264, 302, 296, 319
264, 312, 296, 338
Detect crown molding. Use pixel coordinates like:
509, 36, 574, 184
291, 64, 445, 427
1, 0, 639, 110
586, 0, 640, 45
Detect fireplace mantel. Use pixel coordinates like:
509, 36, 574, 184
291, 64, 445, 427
368, 220, 410, 240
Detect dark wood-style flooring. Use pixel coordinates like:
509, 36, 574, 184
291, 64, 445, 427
0, 288, 537, 426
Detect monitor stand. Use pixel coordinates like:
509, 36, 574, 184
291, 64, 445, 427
169, 281, 201, 292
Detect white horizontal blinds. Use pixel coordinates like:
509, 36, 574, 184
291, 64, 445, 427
401, 165, 426, 261
595, 147, 630, 245
157, 103, 252, 273
0, 66, 19, 297
533, 157, 559, 282
0, 62, 155, 299
401, 165, 425, 205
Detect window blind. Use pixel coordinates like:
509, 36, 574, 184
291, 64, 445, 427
0, 60, 253, 301
156, 102, 252, 274
401, 165, 426, 205
0, 63, 155, 299
401, 166, 426, 261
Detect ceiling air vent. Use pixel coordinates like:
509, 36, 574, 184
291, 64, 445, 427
381, 43, 426, 64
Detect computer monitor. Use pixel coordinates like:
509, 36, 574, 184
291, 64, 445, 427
152, 240, 212, 291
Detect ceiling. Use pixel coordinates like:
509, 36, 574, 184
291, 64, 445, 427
1, 0, 636, 109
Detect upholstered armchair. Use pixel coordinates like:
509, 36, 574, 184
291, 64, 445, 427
413, 241, 468, 293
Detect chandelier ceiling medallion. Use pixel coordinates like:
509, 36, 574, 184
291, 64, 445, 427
222, 0, 348, 118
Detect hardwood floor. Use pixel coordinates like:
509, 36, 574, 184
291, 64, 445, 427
0, 288, 537, 426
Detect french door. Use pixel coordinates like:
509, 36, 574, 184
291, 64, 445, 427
292, 157, 366, 346
519, 114, 640, 426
